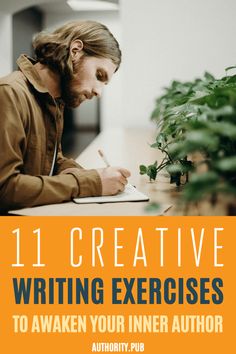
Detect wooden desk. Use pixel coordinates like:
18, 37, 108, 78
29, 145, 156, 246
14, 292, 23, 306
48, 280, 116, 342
9, 128, 177, 216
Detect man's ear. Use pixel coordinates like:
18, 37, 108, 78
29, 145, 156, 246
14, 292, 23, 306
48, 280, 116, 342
70, 40, 84, 62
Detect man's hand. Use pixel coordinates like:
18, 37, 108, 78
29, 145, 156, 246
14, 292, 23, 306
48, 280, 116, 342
96, 166, 131, 195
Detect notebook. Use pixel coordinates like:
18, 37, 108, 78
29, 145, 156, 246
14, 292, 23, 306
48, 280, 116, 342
73, 184, 149, 204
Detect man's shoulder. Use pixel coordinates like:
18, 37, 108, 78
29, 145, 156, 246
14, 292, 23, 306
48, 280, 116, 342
0, 71, 33, 103
0, 70, 27, 89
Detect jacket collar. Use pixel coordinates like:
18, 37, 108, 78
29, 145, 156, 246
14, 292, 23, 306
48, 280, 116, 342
16, 54, 50, 94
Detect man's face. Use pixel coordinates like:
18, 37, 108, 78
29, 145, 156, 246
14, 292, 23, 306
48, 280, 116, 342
62, 55, 117, 108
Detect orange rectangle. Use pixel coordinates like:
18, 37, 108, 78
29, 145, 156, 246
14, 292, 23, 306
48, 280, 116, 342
0, 216, 235, 353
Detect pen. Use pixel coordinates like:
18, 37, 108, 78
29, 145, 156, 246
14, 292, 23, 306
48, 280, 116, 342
161, 205, 173, 215
98, 149, 110, 167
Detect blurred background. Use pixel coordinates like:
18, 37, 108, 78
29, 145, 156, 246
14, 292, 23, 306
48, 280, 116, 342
0, 0, 236, 158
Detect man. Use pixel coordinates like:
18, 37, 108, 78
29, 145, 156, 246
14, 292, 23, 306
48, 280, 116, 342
0, 20, 130, 212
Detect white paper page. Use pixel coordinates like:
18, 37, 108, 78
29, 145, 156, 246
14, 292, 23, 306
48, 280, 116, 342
73, 184, 149, 204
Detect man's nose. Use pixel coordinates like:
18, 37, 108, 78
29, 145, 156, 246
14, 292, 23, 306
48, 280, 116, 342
92, 83, 103, 98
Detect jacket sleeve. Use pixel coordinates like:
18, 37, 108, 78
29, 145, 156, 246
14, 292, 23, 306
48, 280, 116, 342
0, 85, 102, 211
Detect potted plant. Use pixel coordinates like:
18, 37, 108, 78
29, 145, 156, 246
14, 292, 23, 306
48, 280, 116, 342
140, 68, 236, 215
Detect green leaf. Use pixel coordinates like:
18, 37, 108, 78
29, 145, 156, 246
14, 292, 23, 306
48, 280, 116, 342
204, 71, 215, 81
216, 156, 236, 172
190, 171, 218, 184
168, 142, 187, 159
185, 130, 219, 151
205, 121, 236, 139
144, 202, 160, 214
183, 172, 219, 201
166, 164, 184, 174
147, 162, 158, 181
139, 162, 158, 181
225, 65, 236, 73
166, 160, 193, 175
152, 160, 158, 167
139, 165, 147, 175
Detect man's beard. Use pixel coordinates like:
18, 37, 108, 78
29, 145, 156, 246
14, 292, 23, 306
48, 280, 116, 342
60, 75, 83, 108
60, 56, 88, 108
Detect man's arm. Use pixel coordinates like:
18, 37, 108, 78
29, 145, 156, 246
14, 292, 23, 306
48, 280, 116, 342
0, 85, 102, 211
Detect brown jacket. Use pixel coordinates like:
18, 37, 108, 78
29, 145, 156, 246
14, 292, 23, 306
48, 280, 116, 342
0, 55, 102, 211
